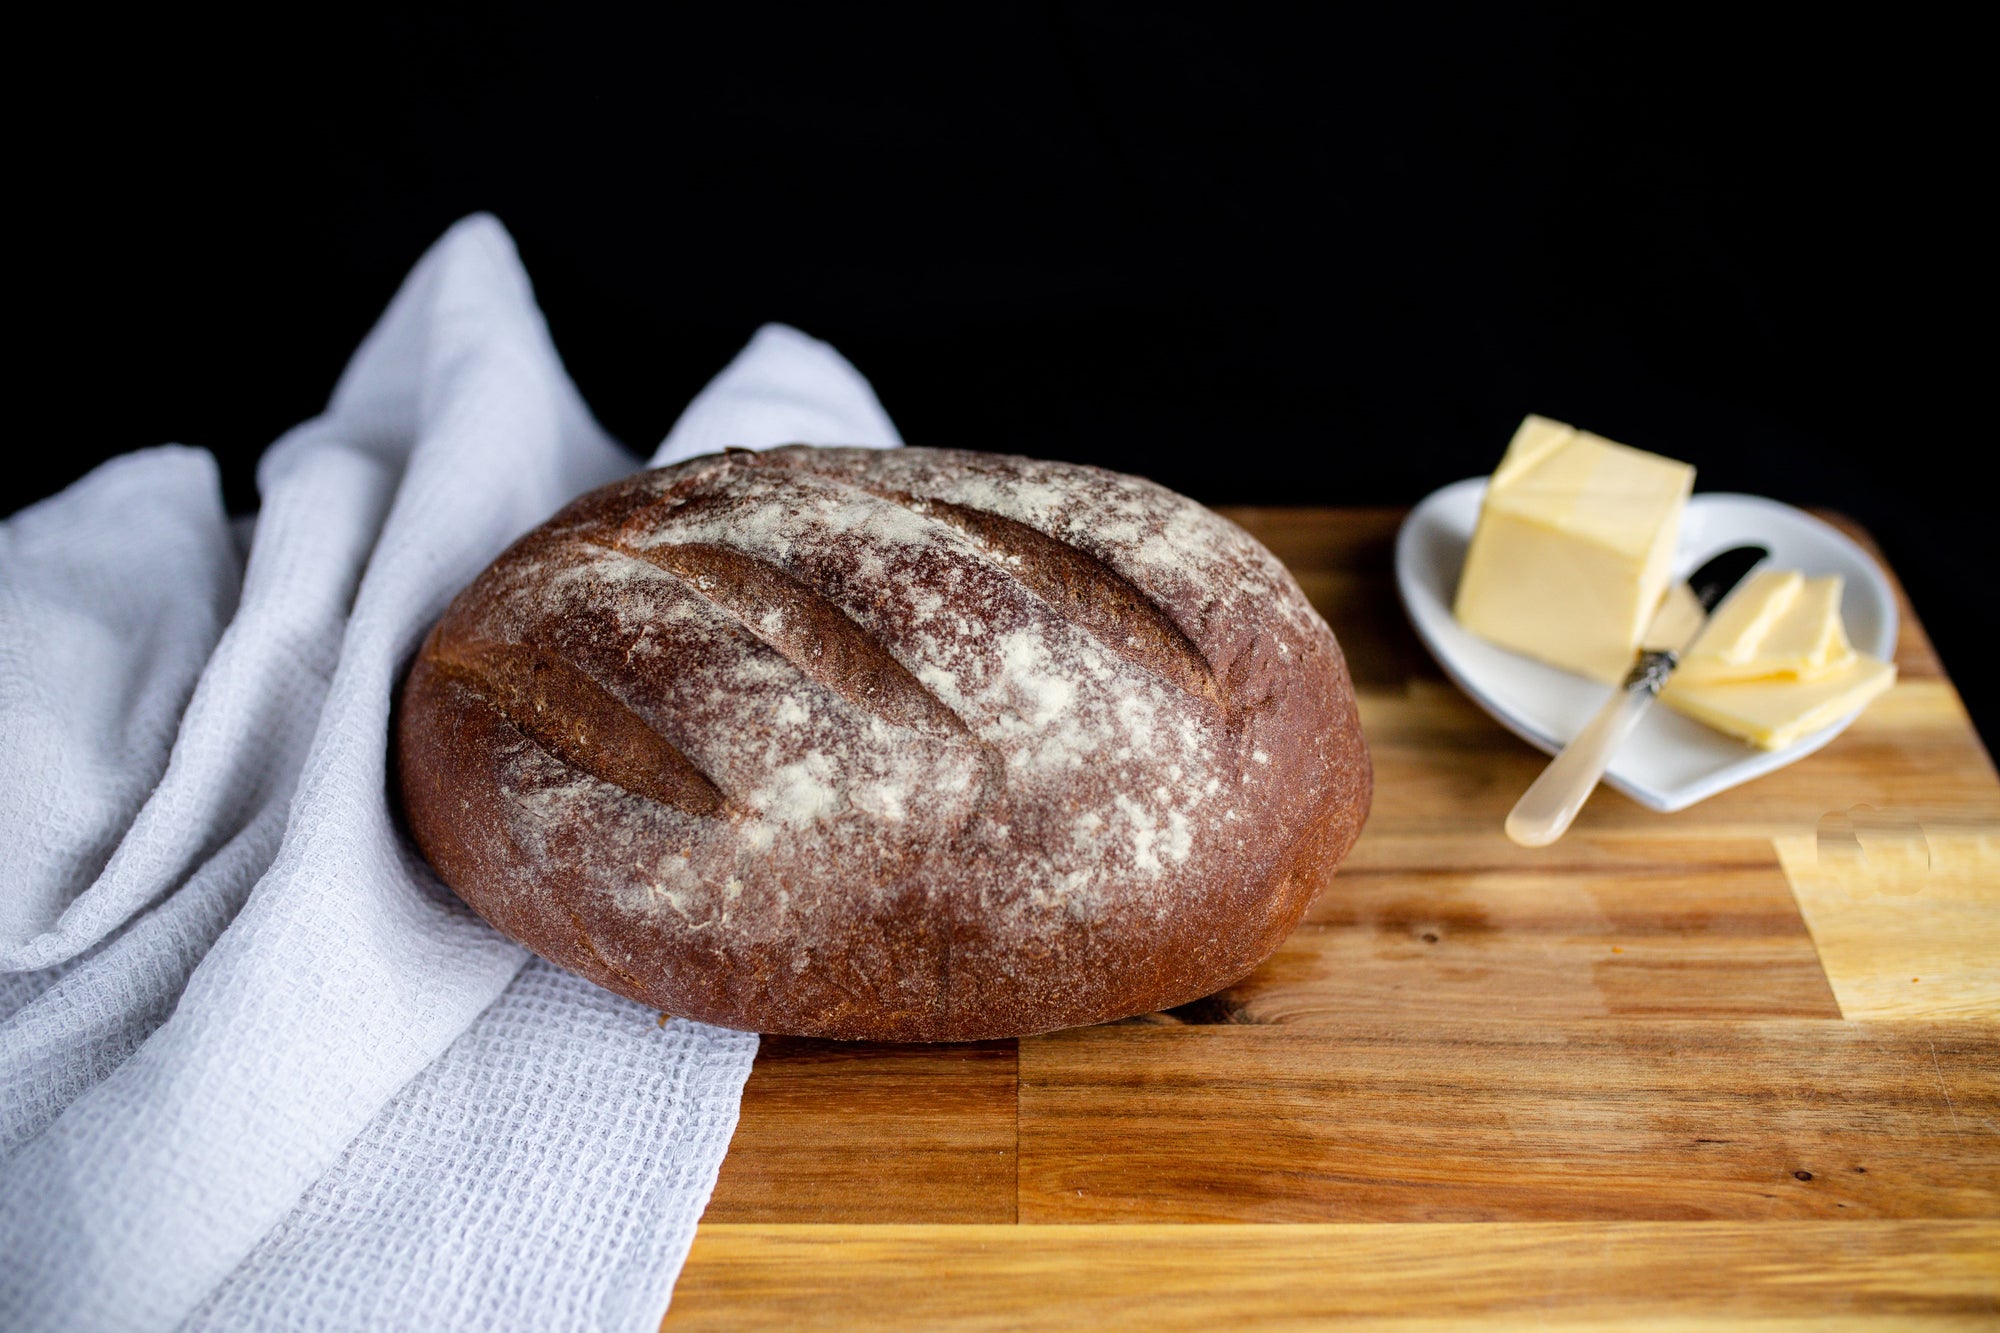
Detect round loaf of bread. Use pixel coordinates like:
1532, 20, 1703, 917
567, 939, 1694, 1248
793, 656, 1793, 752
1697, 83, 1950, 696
396, 446, 1369, 1040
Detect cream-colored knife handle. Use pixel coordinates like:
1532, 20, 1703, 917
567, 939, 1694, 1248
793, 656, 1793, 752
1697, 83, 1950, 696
1505, 677, 1659, 847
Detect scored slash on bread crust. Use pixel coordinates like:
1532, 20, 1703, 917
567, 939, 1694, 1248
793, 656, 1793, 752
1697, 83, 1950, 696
843, 487, 1224, 707
395, 446, 1371, 1041
423, 635, 730, 816
599, 538, 974, 740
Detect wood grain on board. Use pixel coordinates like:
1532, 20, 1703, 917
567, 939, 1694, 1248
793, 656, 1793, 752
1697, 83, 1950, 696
1154, 858, 1842, 1024
664, 1222, 2000, 1331
1016, 1022, 1998, 1224
703, 1037, 1018, 1224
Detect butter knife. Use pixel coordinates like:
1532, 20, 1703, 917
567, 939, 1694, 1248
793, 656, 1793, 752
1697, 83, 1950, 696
1504, 544, 1769, 847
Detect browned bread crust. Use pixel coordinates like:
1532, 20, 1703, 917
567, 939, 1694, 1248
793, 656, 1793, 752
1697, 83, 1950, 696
395, 447, 1370, 1040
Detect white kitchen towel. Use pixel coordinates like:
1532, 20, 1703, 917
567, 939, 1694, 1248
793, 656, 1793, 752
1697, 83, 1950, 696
0, 215, 902, 1330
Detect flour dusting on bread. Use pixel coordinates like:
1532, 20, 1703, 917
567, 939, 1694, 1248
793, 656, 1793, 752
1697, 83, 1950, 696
396, 446, 1370, 1040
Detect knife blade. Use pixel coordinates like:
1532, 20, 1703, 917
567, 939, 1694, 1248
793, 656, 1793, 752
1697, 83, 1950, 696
1504, 543, 1770, 847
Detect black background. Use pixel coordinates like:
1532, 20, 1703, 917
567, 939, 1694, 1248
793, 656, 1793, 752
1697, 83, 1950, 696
17, 6, 1991, 745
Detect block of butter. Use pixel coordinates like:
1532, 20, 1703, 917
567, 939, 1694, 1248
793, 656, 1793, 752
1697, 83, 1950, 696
1673, 569, 1853, 684
1454, 415, 1696, 683
1663, 655, 1895, 750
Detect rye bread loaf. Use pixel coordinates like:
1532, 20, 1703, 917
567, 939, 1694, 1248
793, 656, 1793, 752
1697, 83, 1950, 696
395, 446, 1370, 1040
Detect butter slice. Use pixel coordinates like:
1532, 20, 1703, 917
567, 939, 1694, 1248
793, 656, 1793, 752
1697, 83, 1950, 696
1663, 653, 1896, 750
1676, 571, 1853, 684
1688, 569, 1804, 666
1454, 415, 1696, 683
1749, 574, 1851, 676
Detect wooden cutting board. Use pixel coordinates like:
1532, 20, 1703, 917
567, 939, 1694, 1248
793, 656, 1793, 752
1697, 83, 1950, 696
662, 507, 2000, 1330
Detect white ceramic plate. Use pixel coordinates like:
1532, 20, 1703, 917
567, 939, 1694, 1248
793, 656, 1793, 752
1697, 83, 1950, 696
1394, 479, 1899, 812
